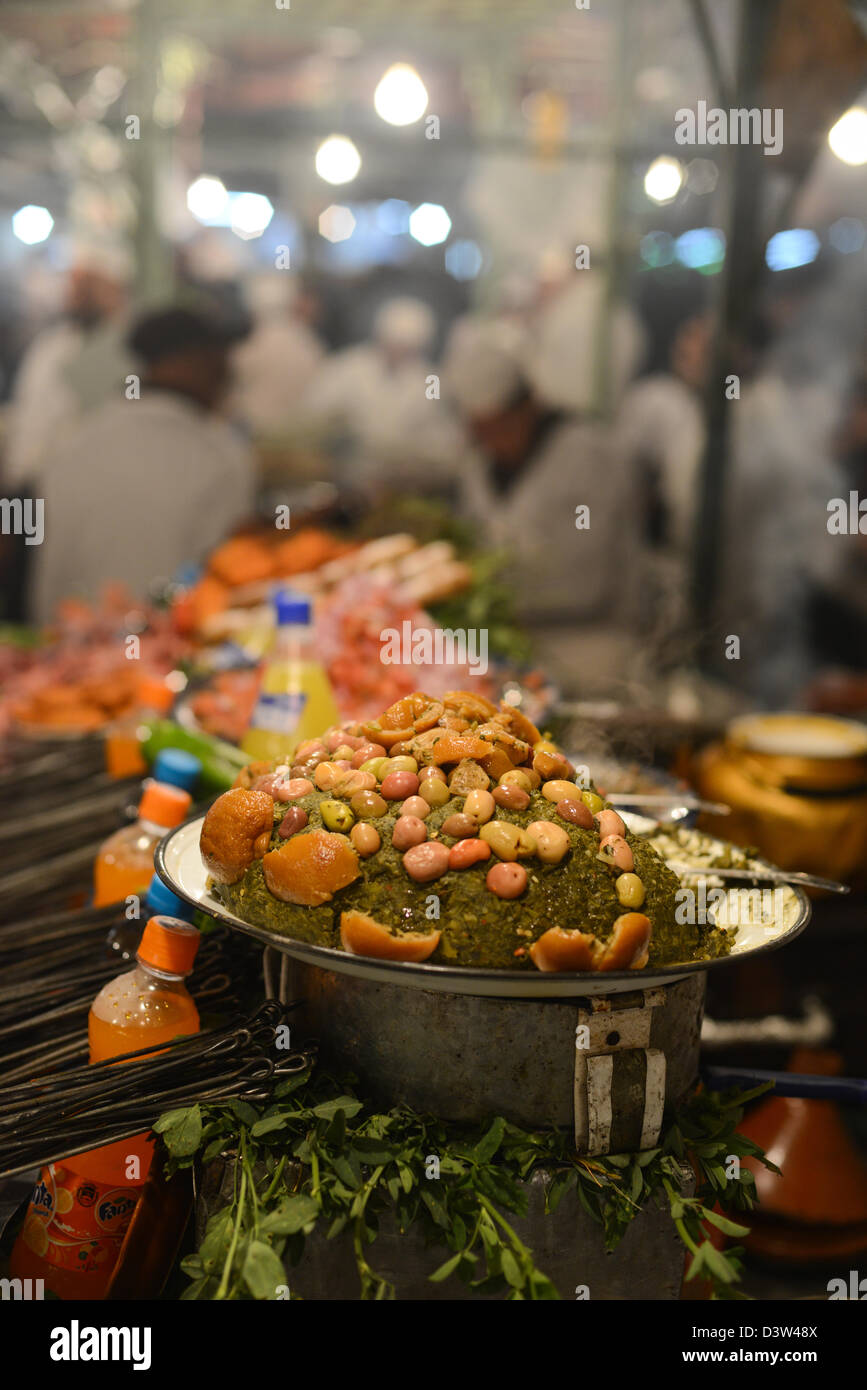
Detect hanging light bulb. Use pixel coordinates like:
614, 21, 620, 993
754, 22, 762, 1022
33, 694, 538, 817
374, 63, 428, 126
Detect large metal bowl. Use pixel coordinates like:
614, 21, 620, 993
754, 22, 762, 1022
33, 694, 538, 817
155, 815, 811, 1001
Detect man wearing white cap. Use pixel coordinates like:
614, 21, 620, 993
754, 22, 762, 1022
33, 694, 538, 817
230, 274, 325, 437
307, 295, 461, 491
443, 316, 640, 694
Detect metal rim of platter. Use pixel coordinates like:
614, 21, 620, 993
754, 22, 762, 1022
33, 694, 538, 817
155, 816, 812, 999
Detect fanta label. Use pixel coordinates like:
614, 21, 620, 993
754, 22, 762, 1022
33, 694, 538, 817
20, 1164, 143, 1275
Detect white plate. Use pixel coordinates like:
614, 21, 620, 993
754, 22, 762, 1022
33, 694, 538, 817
156, 817, 811, 999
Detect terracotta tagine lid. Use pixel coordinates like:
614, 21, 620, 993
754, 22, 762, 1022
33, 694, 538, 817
739, 1048, 867, 1262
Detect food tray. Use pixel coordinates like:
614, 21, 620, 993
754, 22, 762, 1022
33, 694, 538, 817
156, 817, 811, 999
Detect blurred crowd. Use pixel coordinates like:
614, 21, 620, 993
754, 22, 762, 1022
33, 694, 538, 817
1, 249, 864, 709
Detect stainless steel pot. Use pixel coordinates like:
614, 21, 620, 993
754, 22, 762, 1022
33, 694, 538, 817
277, 954, 706, 1155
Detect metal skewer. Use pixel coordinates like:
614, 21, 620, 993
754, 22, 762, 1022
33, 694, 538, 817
606, 793, 731, 815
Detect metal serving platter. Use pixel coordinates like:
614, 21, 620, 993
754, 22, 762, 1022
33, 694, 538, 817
156, 815, 811, 999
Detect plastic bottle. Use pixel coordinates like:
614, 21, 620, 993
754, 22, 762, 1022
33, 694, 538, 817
104, 674, 176, 780
10, 916, 201, 1300
151, 748, 202, 795
241, 590, 340, 763
93, 782, 191, 908
105, 872, 196, 960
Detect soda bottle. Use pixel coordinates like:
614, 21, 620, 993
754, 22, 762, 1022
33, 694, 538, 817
151, 748, 201, 795
10, 916, 201, 1300
105, 871, 196, 960
93, 782, 191, 908
104, 674, 176, 779
241, 590, 340, 763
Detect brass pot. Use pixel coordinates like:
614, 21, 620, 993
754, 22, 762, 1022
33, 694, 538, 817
695, 713, 867, 887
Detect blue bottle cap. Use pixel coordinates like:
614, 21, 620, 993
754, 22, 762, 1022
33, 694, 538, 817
152, 748, 202, 793
145, 873, 195, 921
274, 590, 311, 625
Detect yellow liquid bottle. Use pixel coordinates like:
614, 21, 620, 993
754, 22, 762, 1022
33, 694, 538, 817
241, 590, 340, 763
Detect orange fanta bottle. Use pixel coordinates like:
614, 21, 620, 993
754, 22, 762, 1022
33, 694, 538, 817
93, 781, 191, 908
10, 916, 201, 1299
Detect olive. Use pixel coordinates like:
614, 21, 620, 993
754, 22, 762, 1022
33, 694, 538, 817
616, 872, 645, 908
319, 799, 355, 833
418, 765, 447, 785
350, 789, 388, 819
359, 757, 391, 781
277, 807, 308, 838
337, 770, 377, 796
351, 742, 387, 768
596, 808, 627, 840
332, 744, 356, 762
493, 784, 531, 812
350, 822, 381, 856
381, 770, 420, 801
296, 738, 328, 760
581, 790, 605, 815
448, 838, 492, 870
498, 769, 532, 793
479, 820, 536, 861
314, 762, 343, 790
463, 788, 495, 826
598, 834, 634, 872
441, 812, 477, 840
392, 815, 428, 850
533, 749, 575, 782
272, 776, 314, 800
401, 795, 431, 820
388, 755, 419, 775
541, 779, 577, 804
526, 820, 570, 864
403, 841, 450, 883
556, 797, 595, 829
419, 778, 450, 808
486, 861, 528, 899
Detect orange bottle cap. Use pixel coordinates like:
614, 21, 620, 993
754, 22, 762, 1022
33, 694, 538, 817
138, 781, 191, 828
138, 915, 200, 975
138, 674, 175, 715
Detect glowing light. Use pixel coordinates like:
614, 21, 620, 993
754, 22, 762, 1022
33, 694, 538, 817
374, 63, 428, 126
445, 239, 483, 280
375, 198, 411, 235
828, 107, 867, 166
765, 229, 820, 271
829, 217, 865, 254
12, 205, 54, 244
675, 227, 725, 272
230, 192, 274, 240
186, 176, 228, 224
318, 204, 356, 243
408, 202, 451, 247
640, 230, 675, 268
643, 156, 683, 204
315, 135, 361, 185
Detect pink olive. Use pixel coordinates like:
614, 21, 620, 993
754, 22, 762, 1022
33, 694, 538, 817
401, 795, 431, 820
325, 729, 347, 752
273, 776, 314, 800
448, 838, 491, 870
350, 822, 381, 856
296, 738, 327, 761
332, 759, 352, 772
556, 798, 594, 829
493, 784, 531, 812
596, 808, 627, 840
351, 742, 387, 768
598, 834, 634, 872
380, 770, 420, 800
441, 813, 477, 840
403, 841, 451, 883
277, 807, 308, 838
486, 861, 528, 899
392, 815, 428, 850
418, 765, 447, 785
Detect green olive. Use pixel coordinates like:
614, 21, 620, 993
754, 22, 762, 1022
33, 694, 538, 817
388, 755, 419, 774
332, 744, 356, 762
419, 777, 450, 808
359, 757, 390, 781
581, 790, 604, 814
615, 873, 646, 908
498, 769, 532, 793
350, 789, 389, 819
319, 799, 355, 833
478, 820, 535, 861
